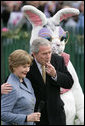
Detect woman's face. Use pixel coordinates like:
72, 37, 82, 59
13, 64, 30, 81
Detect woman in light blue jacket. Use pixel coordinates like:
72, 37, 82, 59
1, 49, 41, 125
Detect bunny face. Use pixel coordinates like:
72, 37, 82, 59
38, 25, 68, 54
22, 5, 80, 54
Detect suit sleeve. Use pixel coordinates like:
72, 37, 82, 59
49, 54, 74, 89
1, 86, 26, 125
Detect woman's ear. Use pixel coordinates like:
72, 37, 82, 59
52, 8, 80, 25
22, 5, 47, 27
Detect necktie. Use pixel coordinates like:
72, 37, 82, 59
42, 65, 46, 83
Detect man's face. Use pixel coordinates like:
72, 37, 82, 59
34, 45, 52, 66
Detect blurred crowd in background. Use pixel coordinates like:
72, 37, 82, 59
1, 1, 84, 34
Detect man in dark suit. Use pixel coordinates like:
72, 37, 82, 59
26, 37, 74, 125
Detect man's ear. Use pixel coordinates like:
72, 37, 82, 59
31, 52, 37, 58
22, 5, 47, 28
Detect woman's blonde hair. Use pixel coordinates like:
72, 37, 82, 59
9, 49, 33, 72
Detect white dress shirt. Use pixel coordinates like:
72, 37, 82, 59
34, 58, 57, 81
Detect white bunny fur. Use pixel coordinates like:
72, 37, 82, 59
22, 5, 84, 125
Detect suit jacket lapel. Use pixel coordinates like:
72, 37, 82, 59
9, 73, 33, 94
19, 80, 33, 94
32, 60, 44, 83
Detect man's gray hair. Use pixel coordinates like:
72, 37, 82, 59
31, 37, 51, 53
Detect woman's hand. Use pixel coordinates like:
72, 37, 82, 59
27, 112, 41, 122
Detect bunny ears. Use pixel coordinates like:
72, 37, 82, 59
22, 5, 47, 27
52, 8, 80, 25
22, 5, 80, 27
